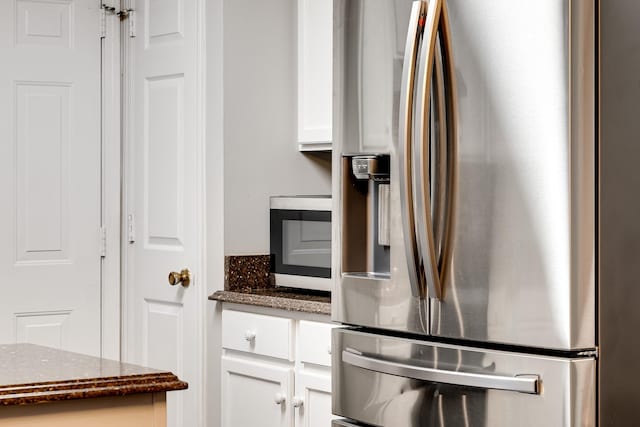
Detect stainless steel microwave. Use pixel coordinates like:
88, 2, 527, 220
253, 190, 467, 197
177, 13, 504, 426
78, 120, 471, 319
270, 196, 332, 292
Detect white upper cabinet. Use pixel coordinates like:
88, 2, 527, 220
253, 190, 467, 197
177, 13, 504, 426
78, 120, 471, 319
297, 0, 333, 151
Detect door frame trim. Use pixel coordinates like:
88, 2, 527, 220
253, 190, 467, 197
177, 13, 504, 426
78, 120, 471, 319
100, 0, 122, 361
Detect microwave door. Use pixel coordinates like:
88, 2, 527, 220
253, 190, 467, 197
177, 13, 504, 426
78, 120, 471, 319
271, 206, 332, 291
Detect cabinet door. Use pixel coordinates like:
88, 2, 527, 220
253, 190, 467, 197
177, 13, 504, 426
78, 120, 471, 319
297, 0, 333, 151
294, 370, 335, 427
222, 356, 293, 427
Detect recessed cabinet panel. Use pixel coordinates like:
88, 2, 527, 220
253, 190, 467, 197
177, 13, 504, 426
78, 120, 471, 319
222, 356, 293, 427
297, 0, 332, 150
294, 371, 334, 427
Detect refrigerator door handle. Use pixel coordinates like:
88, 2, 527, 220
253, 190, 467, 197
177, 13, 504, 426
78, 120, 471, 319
398, 1, 427, 299
431, 43, 448, 272
343, 349, 540, 395
435, 0, 459, 301
414, 0, 443, 299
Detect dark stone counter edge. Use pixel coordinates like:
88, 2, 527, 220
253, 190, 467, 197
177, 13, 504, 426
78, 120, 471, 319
0, 372, 188, 406
209, 290, 331, 315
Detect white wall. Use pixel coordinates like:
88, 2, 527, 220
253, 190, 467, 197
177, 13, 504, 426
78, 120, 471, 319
223, 0, 332, 255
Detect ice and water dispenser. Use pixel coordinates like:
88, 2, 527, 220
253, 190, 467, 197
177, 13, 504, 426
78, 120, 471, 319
341, 154, 391, 277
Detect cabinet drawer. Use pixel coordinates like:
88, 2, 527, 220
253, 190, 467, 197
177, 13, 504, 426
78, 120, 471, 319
222, 310, 293, 360
298, 320, 334, 367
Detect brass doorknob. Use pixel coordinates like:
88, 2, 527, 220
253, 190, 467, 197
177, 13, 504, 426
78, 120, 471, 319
168, 269, 191, 287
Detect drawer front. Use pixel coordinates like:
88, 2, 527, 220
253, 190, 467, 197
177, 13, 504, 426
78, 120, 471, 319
332, 328, 596, 427
298, 320, 335, 367
222, 310, 293, 360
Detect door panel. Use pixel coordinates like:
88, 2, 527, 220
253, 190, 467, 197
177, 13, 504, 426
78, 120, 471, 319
295, 370, 335, 427
333, 328, 596, 427
0, 0, 101, 356
222, 356, 293, 427
125, 0, 200, 426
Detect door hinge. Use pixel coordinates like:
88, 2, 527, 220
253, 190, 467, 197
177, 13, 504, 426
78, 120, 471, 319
100, 226, 107, 257
118, 0, 136, 38
100, 5, 116, 39
127, 214, 136, 243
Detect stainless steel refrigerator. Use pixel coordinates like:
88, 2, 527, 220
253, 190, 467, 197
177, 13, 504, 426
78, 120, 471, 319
330, 0, 640, 425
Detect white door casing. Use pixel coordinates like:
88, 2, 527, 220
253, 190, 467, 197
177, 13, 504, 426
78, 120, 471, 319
0, 0, 104, 356
123, 0, 205, 426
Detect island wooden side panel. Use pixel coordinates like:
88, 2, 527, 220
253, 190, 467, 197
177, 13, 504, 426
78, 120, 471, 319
0, 392, 167, 427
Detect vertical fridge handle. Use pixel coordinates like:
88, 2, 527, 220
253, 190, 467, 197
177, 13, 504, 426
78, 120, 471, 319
414, 0, 443, 299
413, 0, 458, 301
437, 0, 459, 299
398, 1, 426, 299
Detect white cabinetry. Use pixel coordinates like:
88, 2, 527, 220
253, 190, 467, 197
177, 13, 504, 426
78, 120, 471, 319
221, 307, 335, 427
294, 370, 332, 427
222, 356, 293, 427
297, 0, 333, 151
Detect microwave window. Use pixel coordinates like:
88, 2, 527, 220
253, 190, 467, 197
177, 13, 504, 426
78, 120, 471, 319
282, 220, 331, 269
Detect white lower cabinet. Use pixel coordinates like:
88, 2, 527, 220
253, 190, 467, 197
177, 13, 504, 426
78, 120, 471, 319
221, 308, 335, 427
221, 355, 293, 427
294, 371, 332, 427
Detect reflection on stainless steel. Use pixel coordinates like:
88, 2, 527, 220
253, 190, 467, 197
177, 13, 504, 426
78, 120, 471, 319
333, 329, 596, 426
332, 420, 362, 427
398, 1, 425, 299
343, 272, 391, 280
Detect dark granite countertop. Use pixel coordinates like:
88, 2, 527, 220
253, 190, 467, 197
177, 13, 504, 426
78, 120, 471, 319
0, 344, 187, 406
209, 288, 331, 315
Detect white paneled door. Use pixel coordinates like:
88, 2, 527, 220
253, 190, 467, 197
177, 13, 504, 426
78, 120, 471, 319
124, 0, 203, 426
0, 1, 102, 356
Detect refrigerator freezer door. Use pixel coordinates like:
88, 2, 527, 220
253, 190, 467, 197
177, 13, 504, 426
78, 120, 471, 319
332, 329, 596, 427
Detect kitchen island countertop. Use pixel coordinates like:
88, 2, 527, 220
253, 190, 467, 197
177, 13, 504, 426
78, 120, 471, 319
0, 343, 187, 406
